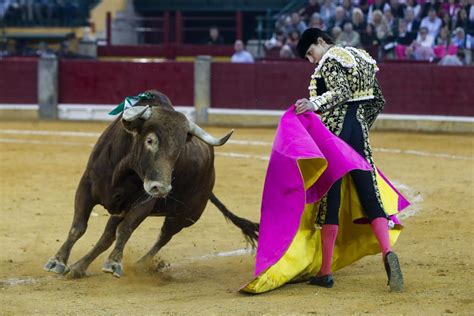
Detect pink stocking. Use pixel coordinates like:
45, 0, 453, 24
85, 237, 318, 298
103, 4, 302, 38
318, 224, 339, 276
371, 217, 391, 256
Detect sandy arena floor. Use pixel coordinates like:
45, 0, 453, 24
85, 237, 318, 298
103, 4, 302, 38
0, 120, 473, 315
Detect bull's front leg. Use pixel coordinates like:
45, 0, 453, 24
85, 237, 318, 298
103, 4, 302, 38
102, 205, 152, 278
44, 177, 94, 274
66, 215, 124, 279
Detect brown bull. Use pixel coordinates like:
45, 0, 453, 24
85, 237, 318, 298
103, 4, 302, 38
44, 90, 259, 278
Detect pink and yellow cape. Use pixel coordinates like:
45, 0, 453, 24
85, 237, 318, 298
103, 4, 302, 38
240, 107, 410, 294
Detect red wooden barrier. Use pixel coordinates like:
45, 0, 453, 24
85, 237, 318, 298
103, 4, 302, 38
0, 58, 472, 117
378, 63, 473, 116
58, 60, 194, 105
0, 58, 37, 104
211, 62, 474, 117
211, 61, 313, 110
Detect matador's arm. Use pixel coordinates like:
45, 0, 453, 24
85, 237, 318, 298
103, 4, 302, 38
310, 59, 352, 113
363, 78, 386, 129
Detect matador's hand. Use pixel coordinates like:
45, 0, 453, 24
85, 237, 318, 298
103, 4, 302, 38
295, 98, 317, 115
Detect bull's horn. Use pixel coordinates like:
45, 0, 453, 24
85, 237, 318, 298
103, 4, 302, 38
122, 105, 152, 121
188, 120, 233, 146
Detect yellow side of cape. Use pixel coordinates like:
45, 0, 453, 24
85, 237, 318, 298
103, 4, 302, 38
241, 160, 402, 294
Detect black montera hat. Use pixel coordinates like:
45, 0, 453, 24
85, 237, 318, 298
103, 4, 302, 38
296, 28, 333, 59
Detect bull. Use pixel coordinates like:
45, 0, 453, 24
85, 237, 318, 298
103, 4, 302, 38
44, 90, 259, 278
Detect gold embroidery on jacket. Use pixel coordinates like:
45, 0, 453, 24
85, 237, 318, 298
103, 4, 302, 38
308, 46, 379, 109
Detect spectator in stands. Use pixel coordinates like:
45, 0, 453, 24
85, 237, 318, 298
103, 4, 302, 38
379, 11, 398, 58
299, 0, 320, 21
331, 26, 342, 42
231, 40, 254, 63
309, 12, 326, 30
279, 44, 295, 58
286, 30, 301, 55
454, 8, 470, 30
81, 26, 95, 42
397, 19, 416, 46
420, 8, 442, 38
336, 22, 362, 47
265, 30, 285, 51
342, 0, 353, 20
286, 12, 307, 35
372, 10, 395, 58
320, 0, 336, 28
285, 30, 300, 48
404, 6, 421, 34
56, 40, 76, 58
406, 0, 422, 19
394, 19, 416, 59
409, 26, 435, 60
281, 15, 293, 33
358, 0, 369, 17
452, 27, 472, 49
433, 26, 458, 59
367, 0, 386, 23
274, 15, 288, 34
384, 8, 398, 35
361, 23, 379, 49
443, 0, 462, 23
436, 26, 450, 46
372, 10, 389, 40
439, 9, 453, 30
421, 0, 442, 19
352, 8, 367, 33
329, 6, 348, 31
386, 0, 406, 19
202, 26, 224, 45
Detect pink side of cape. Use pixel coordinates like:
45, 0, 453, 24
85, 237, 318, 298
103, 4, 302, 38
254, 107, 409, 276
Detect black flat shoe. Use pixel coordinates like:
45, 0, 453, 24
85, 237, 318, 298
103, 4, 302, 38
384, 251, 404, 292
308, 274, 334, 288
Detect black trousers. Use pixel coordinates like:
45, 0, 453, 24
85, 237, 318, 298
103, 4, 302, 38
324, 104, 386, 225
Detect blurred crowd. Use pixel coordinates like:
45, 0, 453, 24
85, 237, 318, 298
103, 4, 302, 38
0, 0, 83, 26
265, 0, 474, 64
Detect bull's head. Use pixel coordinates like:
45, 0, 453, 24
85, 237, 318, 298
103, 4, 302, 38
121, 103, 232, 198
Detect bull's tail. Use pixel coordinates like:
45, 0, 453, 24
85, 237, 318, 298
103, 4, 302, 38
210, 192, 259, 248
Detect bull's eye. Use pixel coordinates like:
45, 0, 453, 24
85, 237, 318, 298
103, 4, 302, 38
144, 133, 159, 151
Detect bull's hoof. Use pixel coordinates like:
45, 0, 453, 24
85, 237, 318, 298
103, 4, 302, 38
102, 260, 123, 278
65, 265, 87, 279
43, 258, 69, 275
